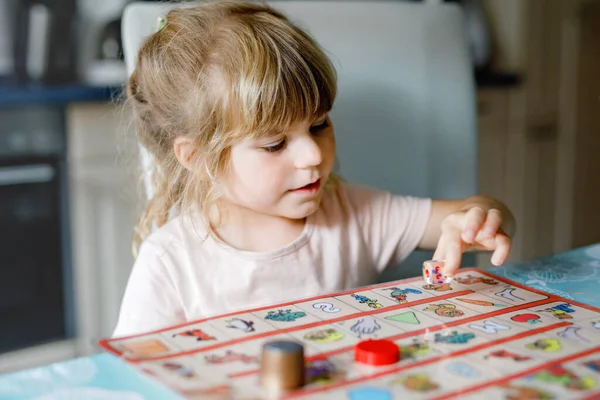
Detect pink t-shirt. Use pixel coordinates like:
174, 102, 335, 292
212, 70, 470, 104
113, 183, 431, 337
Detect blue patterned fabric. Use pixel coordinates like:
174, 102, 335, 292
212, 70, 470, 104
0, 353, 182, 400
488, 244, 600, 307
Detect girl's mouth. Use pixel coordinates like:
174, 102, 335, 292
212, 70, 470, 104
290, 179, 321, 193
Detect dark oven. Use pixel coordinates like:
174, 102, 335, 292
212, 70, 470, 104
0, 106, 72, 353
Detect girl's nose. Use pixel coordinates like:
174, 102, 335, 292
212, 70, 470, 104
293, 135, 323, 169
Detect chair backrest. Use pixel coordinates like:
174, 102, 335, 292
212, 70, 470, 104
122, 1, 477, 277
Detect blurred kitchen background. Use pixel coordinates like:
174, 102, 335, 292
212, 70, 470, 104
0, 0, 598, 373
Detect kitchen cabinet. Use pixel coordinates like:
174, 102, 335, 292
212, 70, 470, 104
476, 0, 600, 266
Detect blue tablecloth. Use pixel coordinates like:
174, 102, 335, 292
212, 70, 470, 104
0, 352, 182, 400
488, 243, 600, 307
2, 244, 599, 400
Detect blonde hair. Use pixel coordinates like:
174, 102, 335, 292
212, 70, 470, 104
128, 0, 338, 255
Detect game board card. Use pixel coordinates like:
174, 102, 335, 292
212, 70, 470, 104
163, 322, 227, 352
462, 317, 527, 340
251, 332, 324, 358
477, 283, 549, 305
551, 323, 600, 348
506, 327, 590, 362
496, 307, 561, 327
463, 344, 545, 375
375, 307, 444, 333
419, 299, 481, 322
451, 291, 511, 313
508, 368, 596, 399
437, 356, 504, 384
321, 383, 395, 400
449, 270, 503, 291
333, 315, 400, 341
386, 365, 453, 398
314, 374, 397, 399
411, 280, 460, 295
288, 324, 359, 354
194, 341, 264, 376
582, 316, 600, 333
335, 356, 401, 383
588, 317, 600, 330
393, 336, 445, 364
112, 335, 175, 359
422, 326, 490, 354
250, 304, 321, 329
226, 374, 268, 399
135, 355, 227, 392
303, 353, 353, 387
369, 282, 435, 305
532, 301, 599, 322
453, 386, 509, 400
334, 290, 398, 312
409, 356, 506, 397
295, 297, 362, 320
205, 312, 277, 339
566, 352, 600, 378
550, 357, 600, 395
486, 380, 569, 400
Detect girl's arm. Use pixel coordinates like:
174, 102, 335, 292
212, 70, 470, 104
417, 196, 516, 277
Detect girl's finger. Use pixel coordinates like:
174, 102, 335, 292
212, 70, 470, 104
481, 208, 502, 238
433, 238, 446, 262
473, 229, 499, 250
490, 233, 511, 266
442, 235, 463, 277
461, 207, 486, 243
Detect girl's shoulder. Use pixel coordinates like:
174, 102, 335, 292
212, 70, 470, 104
139, 213, 207, 258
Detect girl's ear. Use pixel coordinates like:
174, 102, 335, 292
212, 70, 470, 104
173, 136, 198, 171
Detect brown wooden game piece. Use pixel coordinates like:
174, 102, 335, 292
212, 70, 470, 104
259, 340, 305, 392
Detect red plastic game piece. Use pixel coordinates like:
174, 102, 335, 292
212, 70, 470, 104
354, 339, 400, 366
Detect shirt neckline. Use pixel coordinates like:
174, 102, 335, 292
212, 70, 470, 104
189, 211, 316, 261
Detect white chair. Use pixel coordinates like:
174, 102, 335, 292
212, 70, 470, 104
122, 1, 477, 279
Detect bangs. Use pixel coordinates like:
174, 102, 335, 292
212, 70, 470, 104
216, 16, 337, 140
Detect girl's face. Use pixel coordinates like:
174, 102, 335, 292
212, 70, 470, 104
223, 115, 335, 220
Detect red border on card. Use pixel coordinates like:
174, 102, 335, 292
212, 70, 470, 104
114, 289, 475, 362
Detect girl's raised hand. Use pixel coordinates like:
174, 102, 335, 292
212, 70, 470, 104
434, 206, 512, 277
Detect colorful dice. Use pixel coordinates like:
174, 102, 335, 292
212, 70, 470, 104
422, 259, 452, 285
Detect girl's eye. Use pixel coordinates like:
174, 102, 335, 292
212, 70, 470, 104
262, 139, 286, 153
310, 119, 330, 134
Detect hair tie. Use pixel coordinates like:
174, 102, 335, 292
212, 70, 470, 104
156, 15, 167, 32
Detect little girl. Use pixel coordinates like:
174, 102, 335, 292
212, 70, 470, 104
114, 0, 515, 337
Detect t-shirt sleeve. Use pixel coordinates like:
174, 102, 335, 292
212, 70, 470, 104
344, 184, 432, 272
112, 239, 186, 338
